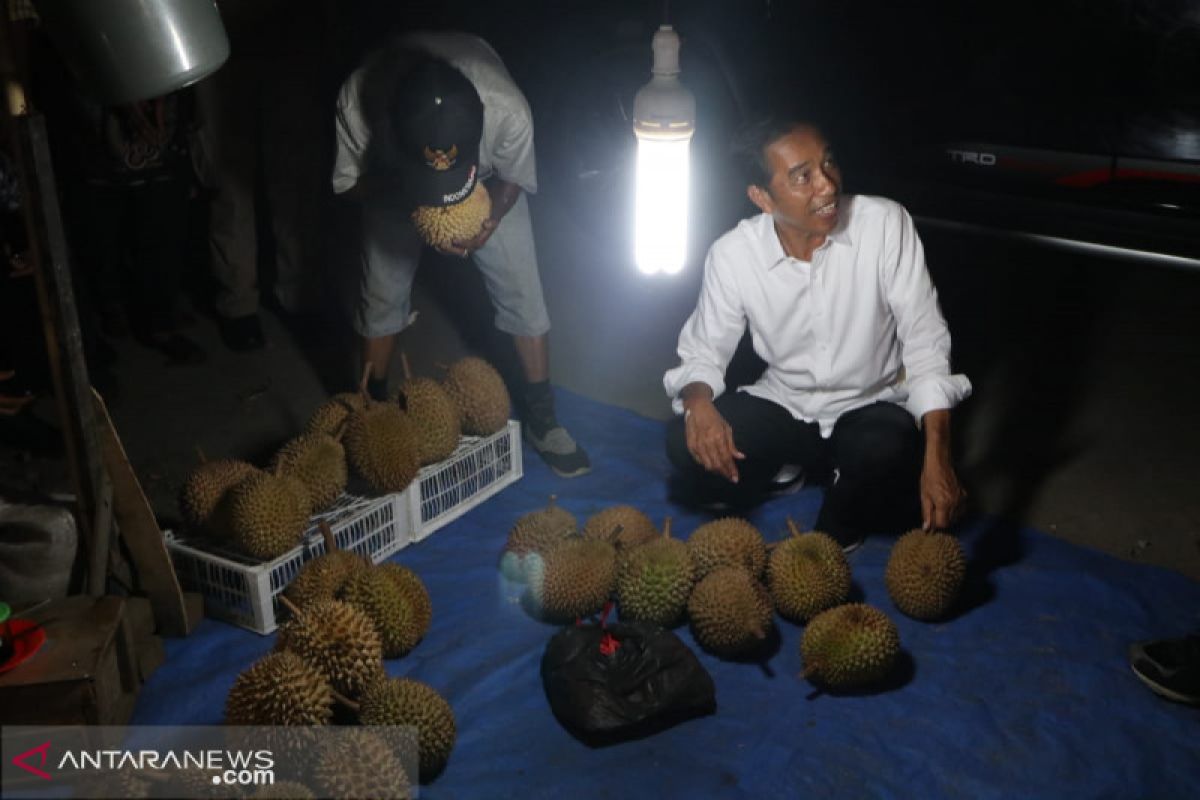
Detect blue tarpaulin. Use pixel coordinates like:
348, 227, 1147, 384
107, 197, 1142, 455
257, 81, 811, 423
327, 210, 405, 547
132, 390, 1200, 799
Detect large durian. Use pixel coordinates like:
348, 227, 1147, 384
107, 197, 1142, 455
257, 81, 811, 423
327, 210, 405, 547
688, 566, 774, 657
275, 598, 384, 697
583, 505, 659, 550
179, 457, 259, 532
393, 353, 461, 465
359, 677, 457, 782
499, 495, 577, 581
312, 728, 411, 800
411, 181, 491, 251
227, 471, 313, 560
378, 562, 432, 637
885, 529, 966, 620
306, 392, 366, 437
526, 536, 616, 622
442, 356, 510, 436
225, 651, 333, 726
285, 549, 369, 608
343, 398, 421, 494
767, 518, 852, 623
688, 517, 768, 580
270, 432, 348, 512
800, 603, 900, 690
616, 518, 695, 626
343, 568, 427, 658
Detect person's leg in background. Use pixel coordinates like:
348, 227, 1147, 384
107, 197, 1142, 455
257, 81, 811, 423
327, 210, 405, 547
470, 193, 589, 477
815, 401, 923, 552
356, 202, 423, 400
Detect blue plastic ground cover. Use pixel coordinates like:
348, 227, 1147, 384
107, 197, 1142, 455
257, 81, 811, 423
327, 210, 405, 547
133, 390, 1200, 799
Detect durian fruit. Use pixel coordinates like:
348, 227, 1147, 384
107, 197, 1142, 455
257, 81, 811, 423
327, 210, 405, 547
378, 562, 432, 638
688, 517, 768, 580
885, 529, 966, 620
93, 768, 152, 799
228, 471, 313, 560
583, 505, 659, 550
411, 181, 492, 251
499, 495, 578, 582
800, 603, 901, 690
344, 398, 421, 494
167, 768, 228, 798
285, 549, 369, 608
526, 536, 616, 621
767, 518, 852, 623
688, 566, 774, 657
359, 677, 456, 782
270, 432, 348, 513
252, 782, 316, 799
393, 352, 461, 465
179, 456, 259, 532
343, 568, 427, 658
313, 728, 411, 800
616, 518, 695, 627
225, 651, 334, 726
306, 392, 366, 437
275, 597, 385, 697
442, 356, 510, 436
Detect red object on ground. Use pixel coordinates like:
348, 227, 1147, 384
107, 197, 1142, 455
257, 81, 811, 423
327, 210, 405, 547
0, 618, 47, 674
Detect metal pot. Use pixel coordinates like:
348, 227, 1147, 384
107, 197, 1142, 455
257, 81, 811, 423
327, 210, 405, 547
34, 0, 229, 104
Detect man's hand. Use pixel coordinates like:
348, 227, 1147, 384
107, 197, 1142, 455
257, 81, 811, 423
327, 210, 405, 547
440, 218, 498, 258
919, 409, 965, 530
684, 397, 745, 483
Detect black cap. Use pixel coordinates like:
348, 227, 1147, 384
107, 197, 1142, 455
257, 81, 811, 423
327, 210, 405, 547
389, 59, 484, 208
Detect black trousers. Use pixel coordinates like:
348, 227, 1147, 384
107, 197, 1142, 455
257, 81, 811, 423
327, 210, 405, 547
666, 392, 923, 541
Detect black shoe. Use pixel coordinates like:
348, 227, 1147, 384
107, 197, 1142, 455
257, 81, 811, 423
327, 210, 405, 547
525, 424, 591, 478
1130, 635, 1200, 705
219, 314, 265, 352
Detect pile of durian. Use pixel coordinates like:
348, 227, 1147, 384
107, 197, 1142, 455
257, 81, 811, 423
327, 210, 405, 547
224, 524, 454, 792
502, 500, 967, 692
177, 354, 511, 561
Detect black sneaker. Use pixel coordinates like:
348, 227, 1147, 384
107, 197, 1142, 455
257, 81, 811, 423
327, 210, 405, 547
1129, 635, 1200, 705
219, 313, 265, 352
526, 425, 591, 478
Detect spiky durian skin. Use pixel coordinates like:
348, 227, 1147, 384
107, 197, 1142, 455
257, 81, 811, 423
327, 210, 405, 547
313, 728, 411, 799
275, 599, 384, 697
411, 182, 492, 251
225, 651, 333, 726
687, 517, 768, 580
251, 781, 317, 799
767, 532, 852, 622
179, 459, 259, 531
394, 377, 462, 465
342, 569, 427, 658
582, 505, 659, 550
526, 538, 616, 621
378, 562, 432, 637
442, 356, 510, 436
801, 603, 900, 690
343, 401, 421, 494
285, 550, 370, 608
500, 499, 578, 582
616, 536, 695, 626
360, 678, 457, 782
306, 392, 366, 437
885, 529, 966, 620
687, 567, 774, 657
270, 433, 348, 512
228, 472, 313, 560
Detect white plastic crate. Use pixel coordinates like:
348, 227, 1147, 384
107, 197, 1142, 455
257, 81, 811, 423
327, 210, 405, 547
165, 492, 409, 634
405, 420, 523, 542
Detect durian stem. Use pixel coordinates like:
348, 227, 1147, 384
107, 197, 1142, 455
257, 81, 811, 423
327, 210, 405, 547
330, 689, 360, 712
663, 517, 672, 540
605, 523, 625, 544
400, 351, 413, 381
195, 445, 207, 464
277, 594, 303, 618
319, 520, 339, 554
786, 517, 804, 538
546, 494, 558, 510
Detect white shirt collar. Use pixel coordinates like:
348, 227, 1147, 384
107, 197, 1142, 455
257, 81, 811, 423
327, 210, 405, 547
763, 195, 856, 269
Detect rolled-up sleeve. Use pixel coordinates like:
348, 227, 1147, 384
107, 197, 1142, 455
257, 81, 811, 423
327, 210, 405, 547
883, 206, 972, 423
332, 72, 369, 195
663, 245, 747, 414
490, 103, 538, 195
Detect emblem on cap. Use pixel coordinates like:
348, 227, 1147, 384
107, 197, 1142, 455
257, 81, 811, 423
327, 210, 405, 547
423, 144, 458, 171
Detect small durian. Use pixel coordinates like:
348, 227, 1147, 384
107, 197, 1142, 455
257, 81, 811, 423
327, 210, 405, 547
228, 471, 313, 560
285, 549, 369, 607
179, 456, 259, 532
526, 536, 617, 622
800, 603, 901, 690
343, 398, 421, 494
306, 392, 366, 437
500, 495, 578, 581
225, 651, 333, 726
442, 356, 510, 436
583, 505, 659, 550
885, 529, 967, 620
767, 518, 852, 623
359, 677, 457, 782
411, 181, 492, 251
343, 568, 427, 658
313, 728, 411, 799
688, 566, 774, 657
688, 517, 768, 580
270, 432, 348, 513
393, 352, 461, 465
378, 562, 432, 637
275, 597, 384, 698
616, 518, 695, 627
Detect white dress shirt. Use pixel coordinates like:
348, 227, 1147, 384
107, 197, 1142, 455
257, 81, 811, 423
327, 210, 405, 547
332, 31, 537, 196
663, 195, 971, 437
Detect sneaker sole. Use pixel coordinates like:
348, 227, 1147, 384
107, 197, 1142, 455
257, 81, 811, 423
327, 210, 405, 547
550, 464, 592, 478
1130, 664, 1200, 705
841, 539, 864, 555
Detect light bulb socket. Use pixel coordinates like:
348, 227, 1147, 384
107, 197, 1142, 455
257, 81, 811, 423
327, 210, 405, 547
633, 25, 695, 139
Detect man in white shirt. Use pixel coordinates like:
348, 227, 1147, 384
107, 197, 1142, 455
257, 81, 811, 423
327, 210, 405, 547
333, 32, 589, 477
663, 118, 971, 550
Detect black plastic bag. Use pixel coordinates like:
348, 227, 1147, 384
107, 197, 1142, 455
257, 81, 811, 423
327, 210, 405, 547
540, 618, 716, 746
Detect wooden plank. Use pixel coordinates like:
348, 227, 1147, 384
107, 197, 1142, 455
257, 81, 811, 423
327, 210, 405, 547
92, 389, 191, 636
